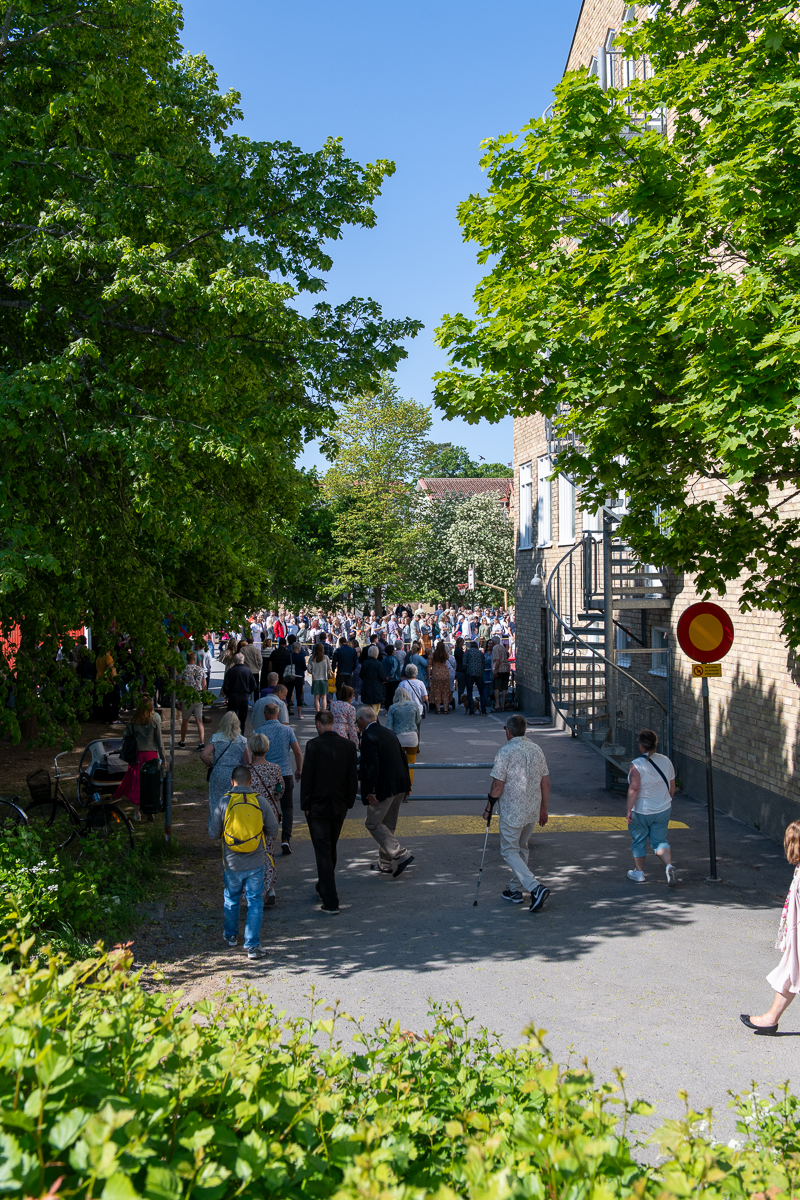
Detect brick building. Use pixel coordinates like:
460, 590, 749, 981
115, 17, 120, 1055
513, 1, 800, 843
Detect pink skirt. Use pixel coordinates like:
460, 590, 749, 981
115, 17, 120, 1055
113, 750, 159, 805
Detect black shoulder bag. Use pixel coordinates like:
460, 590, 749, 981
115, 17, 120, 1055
642, 753, 671, 796
120, 723, 138, 766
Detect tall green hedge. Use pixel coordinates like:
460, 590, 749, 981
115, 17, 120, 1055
0, 944, 796, 1200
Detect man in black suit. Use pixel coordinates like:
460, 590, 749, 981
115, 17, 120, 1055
220, 652, 256, 732
356, 707, 414, 878
300, 709, 358, 914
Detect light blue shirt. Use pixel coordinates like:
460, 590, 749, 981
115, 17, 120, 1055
254, 719, 297, 776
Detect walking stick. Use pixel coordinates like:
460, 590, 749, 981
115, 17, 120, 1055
473, 798, 494, 907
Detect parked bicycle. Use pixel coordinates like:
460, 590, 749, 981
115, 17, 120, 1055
26, 753, 134, 860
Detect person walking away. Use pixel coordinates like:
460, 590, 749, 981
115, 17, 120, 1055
114, 695, 165, 821
332, 636, 359, 695
626, 729, 677, 886
482, 641, 495, 713
201, 710, 250, 812
407, 641, 429, 688
255, 701, 302, 855
453, 637, 466, 708
741, 820, 800, 1035
221, 653, 255, 733
359, 645, 386, 717
286, 635, 307, 717
428, 641, 451, 715
178, 652, 206, 750
208, 764, 277, 959
463, 641, 487, 715
385, 689, 420, 791
397, 663, 427, 716
485, 714, 551, 912
307, 641, 333, 713
492, 638, 511, 711
382, 644, 402, 709
300, 710, 359, 913
248, 733, 284, 908
331, 684, 359, 745
253, 676, 289, 727
242, 636, 263, 682
357, 706, 414, 876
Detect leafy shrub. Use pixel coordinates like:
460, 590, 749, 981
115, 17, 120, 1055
0, 945, 798, 1200
0, 825, 178, 958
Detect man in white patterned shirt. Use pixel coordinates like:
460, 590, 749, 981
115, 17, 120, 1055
178, 652, 207, 750
485, 714, 551, 912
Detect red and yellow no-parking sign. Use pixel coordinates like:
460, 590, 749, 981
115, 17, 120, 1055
676, 602, 734, 664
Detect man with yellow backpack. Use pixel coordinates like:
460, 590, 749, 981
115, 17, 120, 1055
208, 764, 279, 960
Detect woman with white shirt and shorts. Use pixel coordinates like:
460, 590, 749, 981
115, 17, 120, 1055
626, 728, 677, 887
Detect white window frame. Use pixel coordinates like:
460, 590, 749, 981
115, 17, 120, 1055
537, 456, 552, 547
518, 461, 533, 551
650, 626, 669, 677
558, 474, 576, 544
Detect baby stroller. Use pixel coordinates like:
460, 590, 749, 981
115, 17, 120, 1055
76, 737, 127, 806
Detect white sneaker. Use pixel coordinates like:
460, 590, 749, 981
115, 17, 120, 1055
247, 946, 266, 960
666, 863, 677, 887
627, 869, 646, 884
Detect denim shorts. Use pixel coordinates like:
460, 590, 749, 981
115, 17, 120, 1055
630, 807, 671, 857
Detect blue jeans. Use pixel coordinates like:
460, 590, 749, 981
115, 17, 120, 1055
223, 865, 264, 949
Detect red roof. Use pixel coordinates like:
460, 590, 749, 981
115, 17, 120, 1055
417, 477, 513, 505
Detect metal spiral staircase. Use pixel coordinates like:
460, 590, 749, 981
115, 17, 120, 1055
545, 514, 672, 788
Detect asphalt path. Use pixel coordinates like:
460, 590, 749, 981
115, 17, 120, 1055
208, 659, 799, 1138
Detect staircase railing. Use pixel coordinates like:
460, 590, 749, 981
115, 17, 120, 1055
545, 530, 670, 781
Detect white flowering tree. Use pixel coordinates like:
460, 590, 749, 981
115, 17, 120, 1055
411, 492, 513, 607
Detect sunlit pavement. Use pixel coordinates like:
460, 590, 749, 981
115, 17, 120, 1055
209, 656, 797, 1136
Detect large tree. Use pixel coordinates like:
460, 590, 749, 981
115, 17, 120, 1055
426, 443, 512, 478
0, 0, 420, 738
411, 491, 513, 607
434, 0, 800, 643
322, 375, 432, 614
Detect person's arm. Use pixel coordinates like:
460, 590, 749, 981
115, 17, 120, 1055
259, 794, 279, 840
208, 796, 224, 840
539, 774, 550, 827
346, 743, 359, 808
200, 741, 215, 768
300, 742, 314, 811
291, 737, 303, 781
360, 731, 379, 805
627, 765, 641, 824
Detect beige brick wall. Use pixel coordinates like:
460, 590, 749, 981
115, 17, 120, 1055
565, 0, 630, 75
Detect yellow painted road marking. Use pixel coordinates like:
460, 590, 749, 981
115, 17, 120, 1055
291, 815, 689, 841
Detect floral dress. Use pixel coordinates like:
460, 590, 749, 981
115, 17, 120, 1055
429, 661, 452, 709
250, 762, 284, 894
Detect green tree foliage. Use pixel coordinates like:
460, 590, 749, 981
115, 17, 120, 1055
0, 0, 420, 739
2, 941, 800, 1200
427, 442, 512, 478
322, 375, 431, 613
434, 1, 800, 642
411, 492, 514, 605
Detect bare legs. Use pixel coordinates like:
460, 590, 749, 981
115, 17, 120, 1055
633, 846, 672, 872
749, 989, 795, 1028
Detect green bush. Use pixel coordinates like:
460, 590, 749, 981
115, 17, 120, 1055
0, 826, 178, 958
0, 946, 797, 1200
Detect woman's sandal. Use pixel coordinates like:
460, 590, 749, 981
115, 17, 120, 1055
740, 1014, 779, 1035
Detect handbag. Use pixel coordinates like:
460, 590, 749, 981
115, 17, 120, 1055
120, 722, 138, 765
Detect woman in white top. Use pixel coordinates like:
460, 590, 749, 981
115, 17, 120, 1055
626, 728, 677, 887
306, 641, 333, 713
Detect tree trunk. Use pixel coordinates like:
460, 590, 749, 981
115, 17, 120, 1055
373, 586, 383, 618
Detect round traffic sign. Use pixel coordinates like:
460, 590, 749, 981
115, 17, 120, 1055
677, 602, 734, 663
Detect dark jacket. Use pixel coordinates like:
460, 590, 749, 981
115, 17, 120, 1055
359, 721, 411, 805
221, 663, 256, 701
359, 657, 387, 704
332, 644, 358, 675
300, 730, 358, 816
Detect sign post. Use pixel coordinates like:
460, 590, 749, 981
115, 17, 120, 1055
676, 602, 735, 882
468, 564, 476, 592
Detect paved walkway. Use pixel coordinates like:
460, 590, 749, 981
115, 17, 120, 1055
150, 659, 800, 1137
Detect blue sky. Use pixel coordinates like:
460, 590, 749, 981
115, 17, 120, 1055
179, 1, 582, 471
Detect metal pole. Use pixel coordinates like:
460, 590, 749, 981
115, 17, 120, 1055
603, 512, 615, 748
166, 666, 176, 844
702, 677, 719, 881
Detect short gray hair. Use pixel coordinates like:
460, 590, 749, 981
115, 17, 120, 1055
357, 706, 376, 723
249, 732, 270, 756
404, 664, 418, 678
263, 702, 279, 719
506, 714, 527, 738
368, 645, 379, 658
234, 652, 244, 663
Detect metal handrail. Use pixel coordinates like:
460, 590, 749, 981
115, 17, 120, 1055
545, 539, 667, 716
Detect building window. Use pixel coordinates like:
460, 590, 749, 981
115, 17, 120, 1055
650, 627, 668, 677
582, 503, 603, 536
558, 474, 575, 544
537, 457, 552, 546
519, 461, 532, 550
616, 623, 632, 668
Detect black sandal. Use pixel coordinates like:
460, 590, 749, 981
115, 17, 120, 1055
740, 1014, 779, 1035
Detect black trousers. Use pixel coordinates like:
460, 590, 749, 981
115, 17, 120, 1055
281, 774, 294, 842
335, 672, 352, 698
290, 677, 305, 708
230, 698, 249, 732
465, 675, 486, 714
385, 680, 399, 709
305, 808, 348, 910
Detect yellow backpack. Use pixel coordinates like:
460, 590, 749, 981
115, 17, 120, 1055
222, 792, 265, 854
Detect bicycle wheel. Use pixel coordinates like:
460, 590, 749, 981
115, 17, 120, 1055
83, 803, 135, 861
25, 799, 77, 849
0, 798, 28, 829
